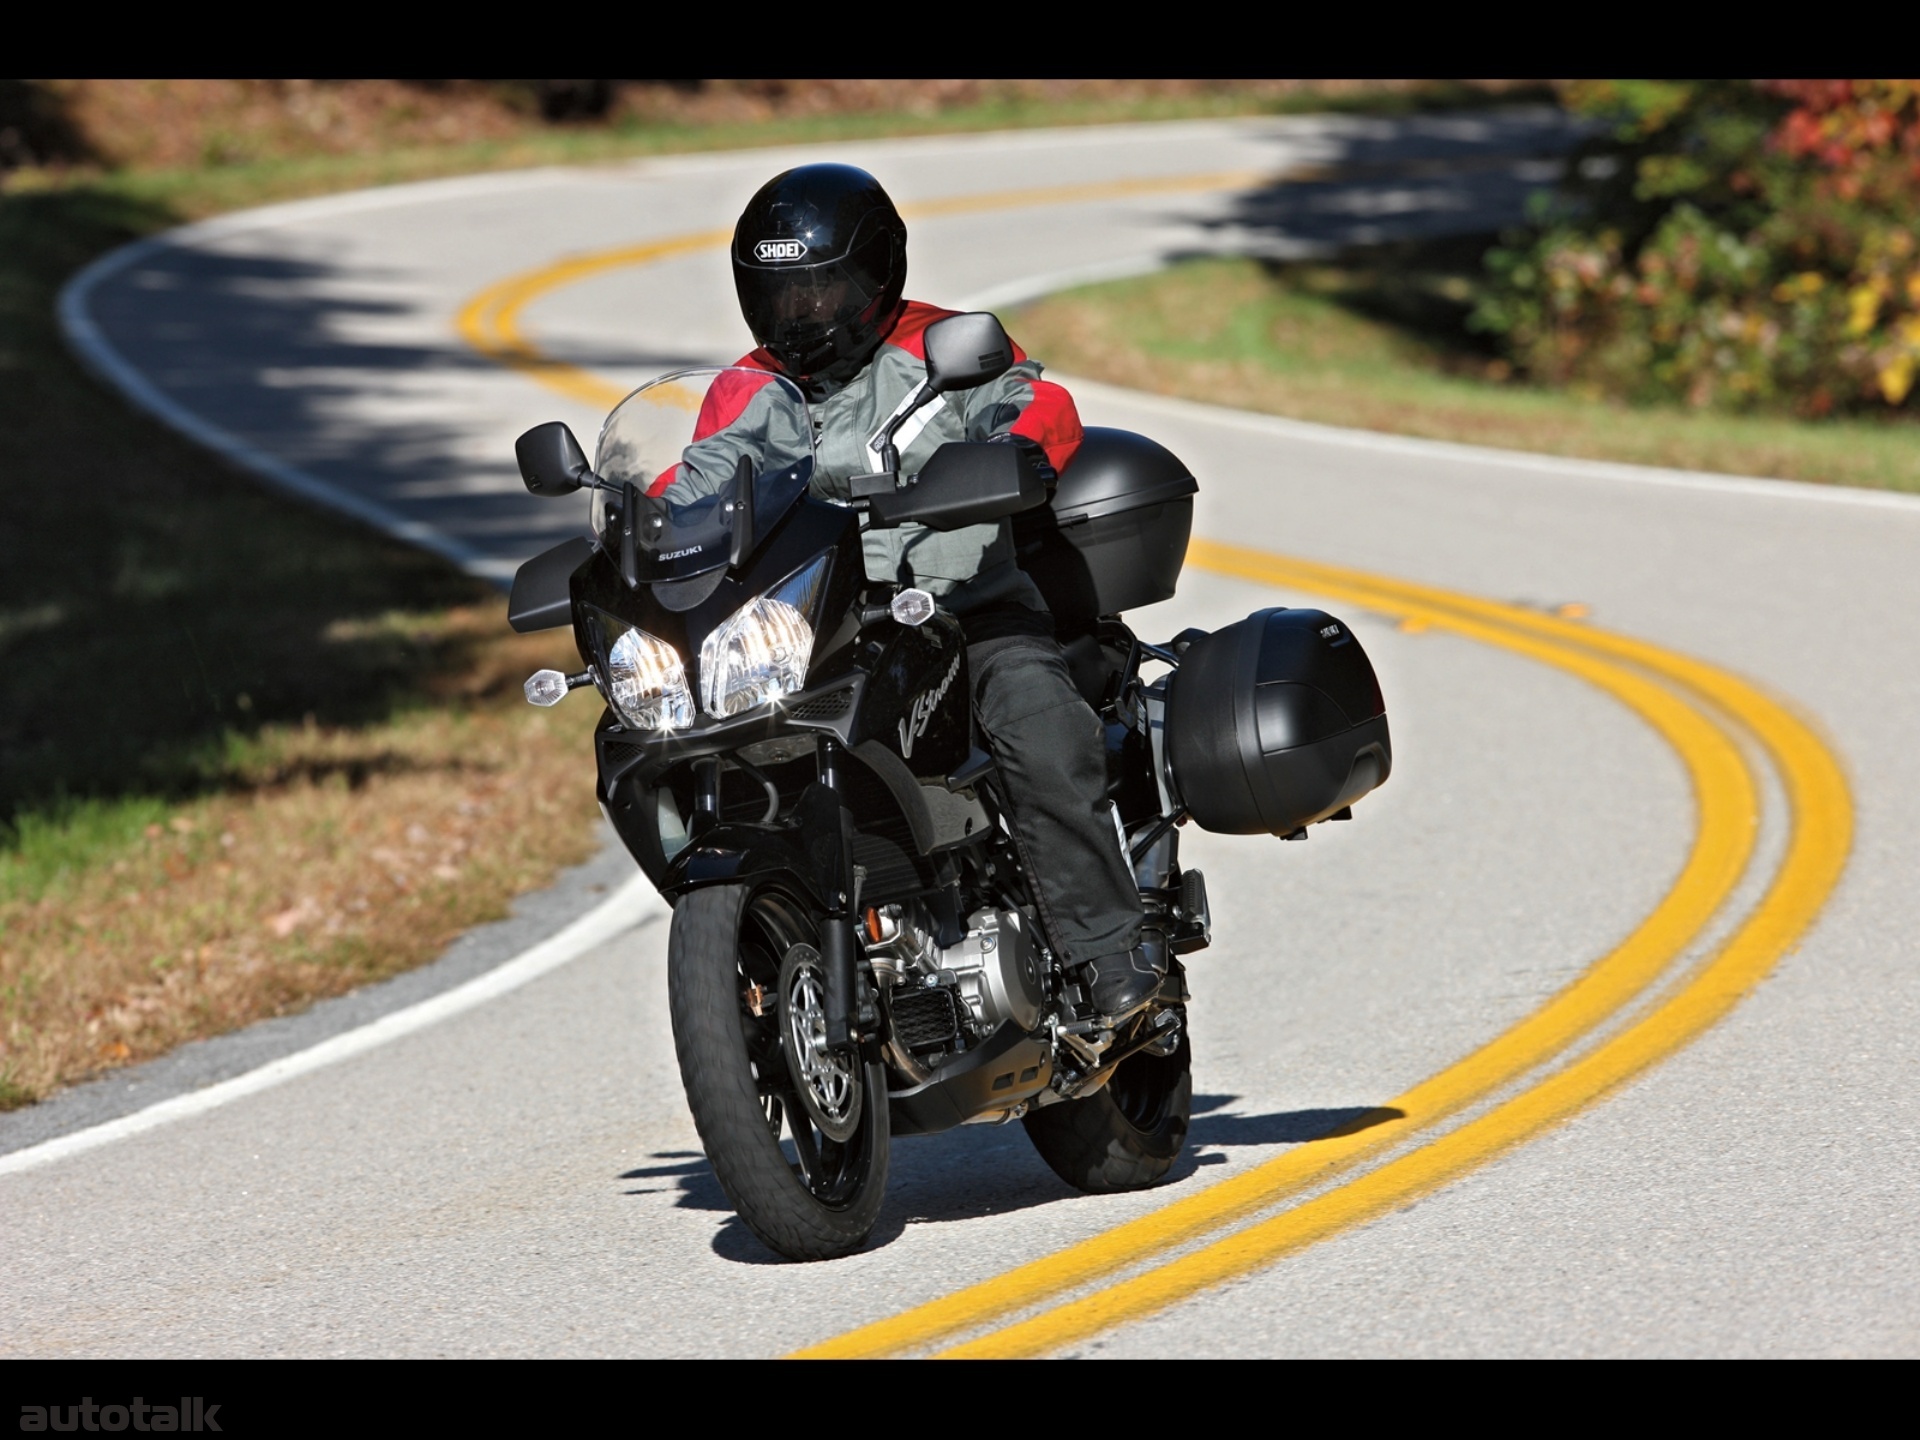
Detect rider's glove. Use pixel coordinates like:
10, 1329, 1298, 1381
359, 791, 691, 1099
988, 432, 1058, 492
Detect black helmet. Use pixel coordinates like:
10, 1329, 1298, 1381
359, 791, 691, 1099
732, 164, 907, 386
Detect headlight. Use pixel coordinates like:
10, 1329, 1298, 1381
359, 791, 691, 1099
606, 621, 694, 731
698, 556, 829, 718
700, 598, 812, 717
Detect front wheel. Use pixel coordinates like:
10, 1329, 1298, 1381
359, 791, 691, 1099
667, 883, 889, 1261
1023, 1023, 1191, 1193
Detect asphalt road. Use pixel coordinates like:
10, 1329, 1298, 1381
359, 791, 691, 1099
7, 113, 1917, 1357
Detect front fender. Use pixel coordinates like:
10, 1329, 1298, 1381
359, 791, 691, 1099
660, 825, 832, 911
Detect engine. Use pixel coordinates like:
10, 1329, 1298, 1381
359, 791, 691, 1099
865, 904, 1046, 1073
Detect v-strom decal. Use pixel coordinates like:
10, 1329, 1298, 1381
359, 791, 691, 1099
898, 651, 962, 760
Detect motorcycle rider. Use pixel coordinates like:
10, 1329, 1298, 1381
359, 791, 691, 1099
662, 163, 1166, 1023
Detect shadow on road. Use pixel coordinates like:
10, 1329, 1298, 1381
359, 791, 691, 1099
620, 1096, 1405, 1265
1194, 108, 1588, 258
1188, 1095, 1406, 1148
3, 199, 531, 834
88, 236, 718, 561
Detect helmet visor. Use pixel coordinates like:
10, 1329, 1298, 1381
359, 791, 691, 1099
736, 217, 900, 376
741, 266, 877, 368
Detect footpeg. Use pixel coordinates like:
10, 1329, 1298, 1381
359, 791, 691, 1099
1170, 868, 1212, 954
1143, 1006, 1183, 1057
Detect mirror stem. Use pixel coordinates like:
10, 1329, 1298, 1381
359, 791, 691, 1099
873, 380, 938, 478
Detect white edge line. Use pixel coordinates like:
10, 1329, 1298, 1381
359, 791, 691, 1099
57, 238, 520, 586
1056, 374, 1920, 512
957, 255, 1174, 314
0, 877, 665, 1178
23, 196, 655, 1177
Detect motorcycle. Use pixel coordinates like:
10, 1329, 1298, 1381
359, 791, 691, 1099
505, 312, 1391, 1261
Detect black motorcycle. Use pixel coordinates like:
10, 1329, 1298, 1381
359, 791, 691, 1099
506, 313, 1391, 1261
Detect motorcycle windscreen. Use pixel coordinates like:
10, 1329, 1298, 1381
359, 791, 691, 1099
592, 366, 817, 593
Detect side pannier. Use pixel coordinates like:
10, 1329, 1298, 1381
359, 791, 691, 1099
1164, 608, 1391, 835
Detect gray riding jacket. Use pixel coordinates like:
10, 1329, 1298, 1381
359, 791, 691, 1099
665, 301, 1084, 618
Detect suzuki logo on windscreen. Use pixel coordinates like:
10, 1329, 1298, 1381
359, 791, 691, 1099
754, 239, 808, 262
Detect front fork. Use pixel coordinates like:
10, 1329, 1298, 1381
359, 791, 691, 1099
816, 737, 864, 1050
693, 737, 867, 1051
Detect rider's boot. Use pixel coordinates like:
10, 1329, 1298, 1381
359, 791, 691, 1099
1075, 926, 1168, 1025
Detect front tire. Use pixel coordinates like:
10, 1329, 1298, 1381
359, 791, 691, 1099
1023, 1023, 1191, 1193
667, 883, 889, 1261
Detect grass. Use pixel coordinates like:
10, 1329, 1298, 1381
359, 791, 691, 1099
0, 691, 600, 1102
0, 178, 606, 1107
1010, 247, 1920, 495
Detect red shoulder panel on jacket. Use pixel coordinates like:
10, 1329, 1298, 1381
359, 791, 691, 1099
694, 364, 778, 441
882, 300, 953, 360
1011, 379, 1083, 475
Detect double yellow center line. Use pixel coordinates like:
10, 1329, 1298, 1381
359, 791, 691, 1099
816, 545, 1847, 1357
453, 169, 1852, 1358
455, 170, 1267, 414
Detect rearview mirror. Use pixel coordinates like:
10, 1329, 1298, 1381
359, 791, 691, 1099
865, 313, 1018, 477
515, 421, 594, 497
923, 312, 1015, 394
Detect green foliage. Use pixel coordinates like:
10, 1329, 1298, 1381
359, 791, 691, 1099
1473, 81, 1920, 415
0, 795, 172, 903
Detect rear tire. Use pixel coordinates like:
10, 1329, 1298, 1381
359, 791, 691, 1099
1022, 1023, 1191, 1192
667, 883, 888, 1261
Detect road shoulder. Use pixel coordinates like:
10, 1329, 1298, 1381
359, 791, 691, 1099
0, 826, 641, 1158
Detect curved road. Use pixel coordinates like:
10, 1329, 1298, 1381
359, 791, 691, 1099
6, 115, 1917, 1357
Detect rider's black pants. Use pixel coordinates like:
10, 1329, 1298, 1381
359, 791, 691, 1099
968, 635, 1143, 964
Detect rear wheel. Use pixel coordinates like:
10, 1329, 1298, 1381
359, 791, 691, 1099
667, 883, 888, 1261
1022, 1022, 1191, 1192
